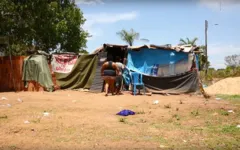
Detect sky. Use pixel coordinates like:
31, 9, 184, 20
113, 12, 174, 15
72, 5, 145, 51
76, 0, 240, 69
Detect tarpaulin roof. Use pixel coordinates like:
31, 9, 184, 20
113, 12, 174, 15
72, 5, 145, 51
92, 44, 201, 54
129, 44, 200, 53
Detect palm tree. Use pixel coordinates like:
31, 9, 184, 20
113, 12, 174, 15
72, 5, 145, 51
179, 37, 198, 46
116, 29, 140, 46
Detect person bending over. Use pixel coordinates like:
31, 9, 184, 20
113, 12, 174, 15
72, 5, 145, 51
115, 56, 125, 95
101, 55, 119, 96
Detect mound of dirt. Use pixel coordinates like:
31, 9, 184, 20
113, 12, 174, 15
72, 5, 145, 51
205, 77, 240, 95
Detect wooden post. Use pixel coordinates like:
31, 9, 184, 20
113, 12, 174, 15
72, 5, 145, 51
204, 20, 208, 79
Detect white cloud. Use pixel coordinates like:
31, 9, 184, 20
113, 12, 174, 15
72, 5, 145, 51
198, 0, 240, 11
207, 44, 240, 69
83, 11, 138, 40
75, 0, 104, 5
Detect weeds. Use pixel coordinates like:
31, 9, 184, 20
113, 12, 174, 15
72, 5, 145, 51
220, 110, 230, 116
31, 118, 41, 124
164, 104, 171, 109
179, 100, 183, 104
8, 145, 18, 150
0, 115, 8, 119
136, 110, 145, 114
172, 114, 180, 121
191, 109, 199, 116
222, 125, 240, 135
119, 117, 127, 124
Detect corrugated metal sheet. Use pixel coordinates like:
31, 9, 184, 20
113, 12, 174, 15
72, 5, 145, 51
89, 51, 107, 92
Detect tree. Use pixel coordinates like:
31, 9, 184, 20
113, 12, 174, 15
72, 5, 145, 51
116, 29, 140, 46
198, 45, 210, 70
225, 54, 240, 68
0, 0, 89, 55
179, 38, 209, 70
179, 37, 198, 46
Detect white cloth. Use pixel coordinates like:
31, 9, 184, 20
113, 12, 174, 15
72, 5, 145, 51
116, 62, 124, 75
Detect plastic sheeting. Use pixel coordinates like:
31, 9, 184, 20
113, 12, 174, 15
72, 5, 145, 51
55, 54, 98, 89
22, 55, 54, 92
127, 48, 193, 77
143, 71, 199, 94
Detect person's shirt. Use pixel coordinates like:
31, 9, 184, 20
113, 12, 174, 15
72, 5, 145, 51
115, 62, 124, 75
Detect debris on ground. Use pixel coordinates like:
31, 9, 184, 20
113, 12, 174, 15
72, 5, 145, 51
6, 104, 11, 107
205, 77, 240, 95
153, 100, 159, 105
236, 125, 240, 128
24, 120, 30, 124
1, 97, 7, 100
17, 98, 23, 102
215, 97, 221, 100
228, 110, 235, 113
43, 112, 50, 117
116, 109, 135, 116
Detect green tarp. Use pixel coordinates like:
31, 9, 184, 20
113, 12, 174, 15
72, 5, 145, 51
22, 55, 54, 92
55, 54, 98, 89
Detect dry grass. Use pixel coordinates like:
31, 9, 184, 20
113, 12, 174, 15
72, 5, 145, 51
0, 91, 239, 149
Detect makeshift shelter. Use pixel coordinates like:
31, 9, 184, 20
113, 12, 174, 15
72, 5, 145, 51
53, 53, 98, 89
91, 44, 128, 92
126, 44, 201, 94
22, 54, 54, 92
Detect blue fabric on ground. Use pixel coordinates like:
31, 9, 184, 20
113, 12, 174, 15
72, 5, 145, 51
116, 109, 135, 116
127, 48, 189, 75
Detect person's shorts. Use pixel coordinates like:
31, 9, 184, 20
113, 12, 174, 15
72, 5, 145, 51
103, 70, 116, 76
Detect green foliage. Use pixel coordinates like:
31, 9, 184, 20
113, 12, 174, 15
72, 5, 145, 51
179, 37, 198, 46
116, 28, 139, 46
119, 117, 127, 123
201, 66, 240, 80
0, 0, 88, 55
191, 109, 199, 116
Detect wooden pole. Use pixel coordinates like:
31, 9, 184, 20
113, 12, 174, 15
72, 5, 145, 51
204, 20, 208, 79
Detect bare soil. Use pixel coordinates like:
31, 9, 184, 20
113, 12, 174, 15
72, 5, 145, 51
0, 91, 239, 150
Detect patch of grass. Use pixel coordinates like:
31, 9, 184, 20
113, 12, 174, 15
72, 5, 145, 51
219, 110, 230, 116
8, 145, 19, 150
0, 115, 8, 119
172, 114, 180, 121
164, 103, 171, 109
191, 109, 199, 116
66, 127, 77, 135
136, 110, 145, 114
221, 125, 240, 135
216, 94, 240, 100
119, 117, 127, 124
30, 118, 41, 124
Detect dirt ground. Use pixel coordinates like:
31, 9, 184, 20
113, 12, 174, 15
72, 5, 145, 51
0, 91, 239, 150
205, 77, 240, 95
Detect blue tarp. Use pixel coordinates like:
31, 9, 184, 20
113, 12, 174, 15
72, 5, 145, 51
126, 48, 189, 76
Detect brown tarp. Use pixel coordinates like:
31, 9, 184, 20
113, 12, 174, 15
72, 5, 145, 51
55, 54, 98, 89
